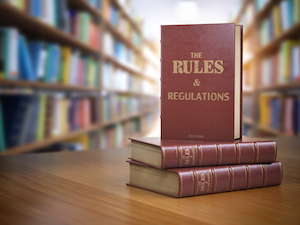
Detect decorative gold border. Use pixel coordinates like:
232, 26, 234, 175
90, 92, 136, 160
180, 146, 183, 168
219, 144, 223, 165
264, 164, 268, 187
195, 145, 199, 166
238, 143, 241, 164
208, 169, 213, 193
233, 143, 237, 164
215, 144, 218, 166
192, 146, 196, 166
191, 171, 195, 196
175, 146, 178, 168
227, 167, 231, 191
247, 165, 251, 188
213, 169, 217, 193
196, 170, 199, 195
243, 165, 247, 189
200, 145, 203, 166
260, 165, 264, 187
279, 162, 283, 184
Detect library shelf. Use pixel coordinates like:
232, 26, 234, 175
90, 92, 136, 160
257, 124, 284, 136
243, 117, 255, 125
0, 125, 99, 156
0, 1, 100, 55
0, 79, 100, 92
258, 82, 300, 92
256, 22, 300, 57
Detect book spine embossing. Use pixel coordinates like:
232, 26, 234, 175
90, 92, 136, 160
178, 162, 282, 197
161, 141, 277, 169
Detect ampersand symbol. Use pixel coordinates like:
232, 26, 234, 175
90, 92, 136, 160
193, 79, 201, 86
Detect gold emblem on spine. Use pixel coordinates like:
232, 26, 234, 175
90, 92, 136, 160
252, 142, 255, 163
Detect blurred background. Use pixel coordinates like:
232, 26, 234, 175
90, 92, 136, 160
0, 0, 299, 155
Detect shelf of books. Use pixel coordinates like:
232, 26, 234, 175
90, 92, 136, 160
0, 0, 160, 154
233, 0, 300, 137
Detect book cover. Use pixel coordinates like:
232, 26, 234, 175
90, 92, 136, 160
161, 23, 242, 141
129, 136, 277, 169
127, 160, 283, 198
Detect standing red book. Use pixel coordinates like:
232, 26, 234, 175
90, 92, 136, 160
161, 23, 242, 141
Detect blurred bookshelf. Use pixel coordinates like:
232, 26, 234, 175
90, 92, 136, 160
0, 0, 160, 155
233, 0, 300, 138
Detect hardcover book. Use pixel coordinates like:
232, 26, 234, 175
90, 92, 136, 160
161, 23, 242, 141
127, 160, 283, 198
129, 136, 277, 169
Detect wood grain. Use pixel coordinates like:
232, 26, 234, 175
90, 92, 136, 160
0, 136, 299, 224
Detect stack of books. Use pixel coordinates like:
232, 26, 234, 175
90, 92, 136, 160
127, 23, 283, 198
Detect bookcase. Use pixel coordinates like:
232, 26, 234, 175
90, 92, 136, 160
0, 0, 160, 155
233, 0, 300, 137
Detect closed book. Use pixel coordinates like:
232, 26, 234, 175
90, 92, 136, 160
0, 94, 34, 148
18, 35, 34, 81
0, 101, 5, 151
28, 41, 44, 81
0, 28, 19, 79
127, 160, 283, 198
129, 136, 277, 169
161, 23, 242, 141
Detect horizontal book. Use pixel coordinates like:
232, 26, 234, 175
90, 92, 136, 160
161, 23, 242, 141
129, 136, 277, 169
127, 160, 283, 198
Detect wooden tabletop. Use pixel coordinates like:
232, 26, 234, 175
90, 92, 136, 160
0, 136, 299, 225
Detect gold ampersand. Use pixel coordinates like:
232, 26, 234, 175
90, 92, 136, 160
193, 79, 201, 86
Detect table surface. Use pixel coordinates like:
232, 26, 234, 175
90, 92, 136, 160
0, 137, 299, 225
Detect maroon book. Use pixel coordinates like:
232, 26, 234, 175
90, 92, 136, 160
129, 136, 277, 169
161, 23, 243, 141
127, 160, 283, 198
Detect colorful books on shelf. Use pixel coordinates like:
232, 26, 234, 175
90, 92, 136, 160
0, 28, 99, 87
0, 93, 96, 151
161, 23, 242, 141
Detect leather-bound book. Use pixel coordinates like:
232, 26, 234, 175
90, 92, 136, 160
127, 160, 283, 198
161, 23, 243, 141
129, 136, 277, 169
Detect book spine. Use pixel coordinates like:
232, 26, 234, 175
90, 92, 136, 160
177, 162, 283, 197
161, 141, 277, 169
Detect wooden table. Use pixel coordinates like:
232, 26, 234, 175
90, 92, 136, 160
0, 137, 299, 225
